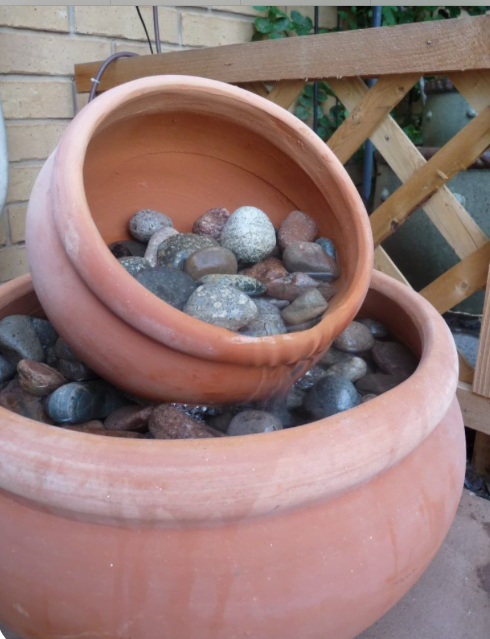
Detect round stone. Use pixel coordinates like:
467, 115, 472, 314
220, 206, 276, 263
183, 283, 258, 331
281, 288, 328, 326
0, 315, 44, 364
197, 274, 266, 297
282, 242, 340, 280
319, 346, 352, 367
286, 317, 322, 333
295, 365, 328, 391
358, 318, 389, 339
46, 381, 127, 424
305, 376, 361, 420
315, 237, 337, 261
135, 267, 196, 310
57, 359, 96, 382
192, 207, 231, 240
109, 239, 147, 258
149, 405, 222, 439
240, 299, 287, 337
334, 321, 375, 353
278, 210, 318, 250
184, 246, 238, 280
118, 256, 151, 277
104, 404, 153, 431
17, 359, 66, 396
157, 234, 218, 270
362, 393, 378, 403
286, 387, 306, 410
54, 337, 80, 362
227, 410, 283, 436
0, 356, 16, 383
266, 272, 319, 301
128, 209, 173, 242
0, 379, 52, 423
144, 227, 179, 267
30, 318, 58, 350
355, 373, 405, 395
372, 341, 418, 379
324, 356, 368, 382
241, 257, 288, 285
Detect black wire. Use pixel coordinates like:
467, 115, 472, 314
136, 6, 154, 54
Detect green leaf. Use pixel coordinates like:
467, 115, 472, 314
382, 7, 397, 26
268, 6, 287, 17
298, 95, 312, 108
317, 89, 328, 102
251, 32, 264, 41
254, 17, 273, 33
272, 16, 291, 31
268, 31, 285, 39
294, 25, 312, 36
303, 84, 314, 98
317, 126, 329, 140
295, 105, 310, 121
253, 6, 269, 12
290, 10, 312, 30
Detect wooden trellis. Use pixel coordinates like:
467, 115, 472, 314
75, 14, 490, 476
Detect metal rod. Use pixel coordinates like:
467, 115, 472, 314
153, 6, 161, 54
313, 6, 319, 134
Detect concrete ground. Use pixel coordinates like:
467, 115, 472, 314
1, 490, 489, 639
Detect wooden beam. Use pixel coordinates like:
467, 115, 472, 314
266, 80, 306, 109
75, 15, 490, 94
373, 246, 410, 286
473, 265, 490, 398
330, 76, 488, 260
370, 104, 490, 246
239, 82, 270, 99
457, 381, 490, 436
450, 70, 490, 112
328, 74, 420, 164
419, 242, 490, 314
459, 352, 475, 385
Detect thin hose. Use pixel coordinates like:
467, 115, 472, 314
153, 6, 161, 54
88, 52, 139, 103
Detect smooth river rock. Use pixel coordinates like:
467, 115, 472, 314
144, 227, 179, 267
324, 356, 367, 382
129, 209, 173, 242
192, 207, 231, 240
109, 239, 147, 258
278, 210, 318, 250
183, 283, 258, 331
46, 381, 127, 424
227, 410, 283, 436
372, 341, 418, 379
266, 272, 319, 301
197, 274, 266, 297
0, 315, 44, 364
281, 289, 327, 326
283, 242, 340, 280
149, 405, 223, 439
157, 234, 218, 270
355, 373, 406, 395
240, 299, 287, 337
305, 375, 361, 419
118, 256, 152, 277
315, 237, 337, 261
135, 267, 196, 309
358, 318, 389, 339
220, 206, 276, 263
184, 246, 238, 280
17, 359, 66, 396
334, 321, 375, 353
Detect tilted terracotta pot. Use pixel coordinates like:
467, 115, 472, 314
26, 75, 373, 404
0, 271, 464, 639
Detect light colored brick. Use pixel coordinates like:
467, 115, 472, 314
75, 6, 178, 44
181, 12, 254, 47
6, 203, 27, 244
113, 40, 177, 56
0, 6, 69, 32
76, 92, 89, 114
0, 79, 74, 119
6, 121, 69, 162
0, 32, 111, 76
0, 246, 28, 283
212, 6, 268, 16
0, 215, 7, 247
6, 162, 42, 204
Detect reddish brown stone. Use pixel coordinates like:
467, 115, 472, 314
278, 210, 318, 250
240, 257, 288, 285
17, 359, 66, 397
283, 242, 340, 278
192, 207, 230, 240
266, 272, 319, 301
104, 404, 153, 432
184, 246, 238, 280
0, 379, 52, 423
372, 341, 418, 380
149, 405, 224, 440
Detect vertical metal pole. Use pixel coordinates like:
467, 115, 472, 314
361, 6, 382, 209
313, 7, 319, 133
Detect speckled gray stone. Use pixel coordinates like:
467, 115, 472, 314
0, 315, 44, 364
46, 381, 127, 424
135, 266, 196, 309
183, 283, 258, 331
358, 318, 389, 339
227, 410, 283, 436
144, 227, 179, 267
129, 209, 173, 242
325, 356, 368, 382
334, 321, 375, 353
305, 376, 361, 419
315, 237, 337, 261
355, 373, 405, 395
197, 274, 266, 297
220, 206, 276, 263
240, 299, 287, 337
295, 365, 328, 391
157, 233, 218, 270
281, 288, 328, 326
118, 256, 152, 277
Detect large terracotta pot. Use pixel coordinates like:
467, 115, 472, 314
26, 76, 373, 404
0, 271, 465, 639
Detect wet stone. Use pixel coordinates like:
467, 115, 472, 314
227, 410, 283, 436
57, 359, 97, 382
183, 283, 258, 331
286, 386, 306, 410
355, 373, 406, 395
46, 381, 127, 424
192, 207, 231, 240
144, 227, 179, 267
129, 209, 173, 243
197, 274, 266, 297
283, 242, 340, 280
305, 376, 361, 420
278, 210, 318, 251
135, 267, 196, 310
241, 257, 288, 286
17, 359, 66, 396
0, 315, 44, 364
157, 234, 218, 270
324, 356, 367, 383
295, 365, 328, 391
109, 239, 147, 258
281, 289, 327, 326
149, 405, 223, 439
372, 341, 418, 380
358, 318, 389, 339
0, 379, 52, 423
240, 299, 287, 337
220, 206, 276, 263
266, 272, 319, 301
0, 355, 16, 383
104, 404, 153, 431
334, 321, 375, 353
319, 346, 352, 367
30, 318, 58, 350
315, 237, 337, 261
184, 246, 238, 280
118, 256, 152, 277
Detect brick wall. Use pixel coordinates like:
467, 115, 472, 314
0, 5, 336, 282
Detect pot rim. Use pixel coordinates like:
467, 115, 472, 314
49, 75, 373, 367
0, 271, 458, 524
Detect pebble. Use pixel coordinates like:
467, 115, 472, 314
30, 318, 58, 350
0, 355, 16, 383
319, 346, 352, 367
305, 376, 361, 420
57, 359, 96, 382
144, 227, 179, 267
282, 242, 340, 280
135, 267, 196, 309
192, 207, 230, 240
334, 321, 375, 353
372, 341, 418, 379
184, 246, 238, 280
0, 379, 52, 423
295, 365, 328, 391
109, 239, 147, 258
317, 283, 339, 302
17, 360, 66, 397
266, 272, 319, 301
149, 405, 223, 439
286, 387, 306, 410
118, 256, 151, 277
184, 283, 258, 331
281, 289, 327, 326
361, 394, 377, 403
220, 206, 276, 263
74, 420, 105, 430
0, 315, 44, 364
324, 356, 367, 382
157, 234, 218, 270
54, 337, 79, 362
227, 410, 283, 436
358, 318, 389, 339
355, 373, 406, 395
264, 297, 290, 310
240, 299, 287, 337
104, 404, 153, 431
241, 256, 288, 286
129, 209, 173, 242
46, 381, 127, 424
286, 317, 321, 332
197, 274, 266, 297
278, 210, 318, 250
316, 237, 337, 261
207, 411, 233, 433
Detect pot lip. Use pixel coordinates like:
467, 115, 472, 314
48, 74, 373, 367
0, 271, 459, 523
